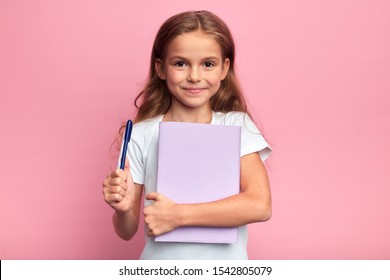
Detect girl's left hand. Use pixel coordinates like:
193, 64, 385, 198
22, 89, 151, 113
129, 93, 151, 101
144, 192, 179, 237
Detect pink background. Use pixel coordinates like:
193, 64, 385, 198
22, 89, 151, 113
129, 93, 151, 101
1, 0, 389, 259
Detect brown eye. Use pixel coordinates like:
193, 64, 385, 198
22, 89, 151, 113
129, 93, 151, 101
174, 61, 187, 67
203, 61, 215, 68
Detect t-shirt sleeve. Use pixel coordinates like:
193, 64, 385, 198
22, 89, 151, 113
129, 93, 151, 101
239, 114, 271, 161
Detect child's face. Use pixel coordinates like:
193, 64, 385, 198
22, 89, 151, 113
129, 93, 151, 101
156, 30, 230, 112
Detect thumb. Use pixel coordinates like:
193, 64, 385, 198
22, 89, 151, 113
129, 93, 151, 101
145, 192, 159, 201
124, 157, 133, 181
124, 157, 130, 172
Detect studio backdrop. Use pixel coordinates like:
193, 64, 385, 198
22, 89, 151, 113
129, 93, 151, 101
1, 0, 389, 259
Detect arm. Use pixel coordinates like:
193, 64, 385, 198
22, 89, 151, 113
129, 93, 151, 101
112, 183, 143, 240
144, 152, 271, 237
102, 160, 144, 241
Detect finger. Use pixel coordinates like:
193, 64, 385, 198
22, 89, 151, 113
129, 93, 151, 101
105, 193, 124, 204
109, 177, 127, 191
124, 158, 134, 186
109, 185, 126, 197
102, 176, 110, 188
110, 168, 127, 181
103, 179, 126, 196
145, 192, 159, 201
124, 157, 130, 173
143, 207, 149, 216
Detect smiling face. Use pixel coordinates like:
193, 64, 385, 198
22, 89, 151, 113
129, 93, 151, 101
155, 30, 230, 115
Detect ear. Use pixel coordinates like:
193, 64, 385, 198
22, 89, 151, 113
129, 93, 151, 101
221, 58, 230, 81
155, 58, 166, 80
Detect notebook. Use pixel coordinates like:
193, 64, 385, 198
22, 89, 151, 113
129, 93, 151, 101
155, 121, 241, 243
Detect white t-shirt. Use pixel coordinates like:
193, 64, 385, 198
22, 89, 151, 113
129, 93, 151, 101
126, 111, 271, 260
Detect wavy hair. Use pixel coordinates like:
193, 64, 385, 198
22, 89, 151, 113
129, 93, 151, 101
134, 10, 247, 122
112, 11, 250, 155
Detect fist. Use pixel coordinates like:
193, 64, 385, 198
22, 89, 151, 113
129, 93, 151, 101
102, 159, 135, 213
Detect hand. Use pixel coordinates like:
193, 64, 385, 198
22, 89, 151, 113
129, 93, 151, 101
102, 159, 135, 213
144, 192, 179, 237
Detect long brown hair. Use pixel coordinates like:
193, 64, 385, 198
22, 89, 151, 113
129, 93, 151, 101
113, 11, 249, 154
134, 10, 248, 123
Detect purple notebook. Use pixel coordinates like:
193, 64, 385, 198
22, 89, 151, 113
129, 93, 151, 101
155, 122, 241, 243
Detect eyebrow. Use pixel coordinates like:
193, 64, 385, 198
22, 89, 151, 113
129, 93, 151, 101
169, 55, 221, 61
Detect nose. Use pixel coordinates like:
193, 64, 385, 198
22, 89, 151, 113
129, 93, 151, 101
187, 66, 201, 82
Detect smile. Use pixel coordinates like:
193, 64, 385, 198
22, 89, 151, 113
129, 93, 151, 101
183, 87, 206, 94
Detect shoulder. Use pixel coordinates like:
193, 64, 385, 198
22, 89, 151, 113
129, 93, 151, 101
213, 111, 260, 137
213, 111, 252, 126
214, 111, 271, 160
131, 115, 162, 146
133, 115, 162, 132
213, 111, 246, 125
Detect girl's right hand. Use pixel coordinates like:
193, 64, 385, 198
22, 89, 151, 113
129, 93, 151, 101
102, 160, 135, 213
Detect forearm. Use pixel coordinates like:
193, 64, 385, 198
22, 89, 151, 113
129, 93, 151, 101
144, 153, 271, 237
176, 191, 272, 228
112, 210, 139, 240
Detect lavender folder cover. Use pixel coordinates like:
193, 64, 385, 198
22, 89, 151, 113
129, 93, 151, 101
155, 122, 241, 244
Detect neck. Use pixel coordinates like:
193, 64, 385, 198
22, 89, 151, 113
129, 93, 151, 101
163, 106, 213, 124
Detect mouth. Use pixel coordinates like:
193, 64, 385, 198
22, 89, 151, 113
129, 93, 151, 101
183, 87, 206, 94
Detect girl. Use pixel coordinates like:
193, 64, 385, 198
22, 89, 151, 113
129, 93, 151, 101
102, 10, 272, 260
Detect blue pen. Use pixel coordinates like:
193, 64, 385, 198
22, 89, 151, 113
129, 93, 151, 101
120, 120, 133, 170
